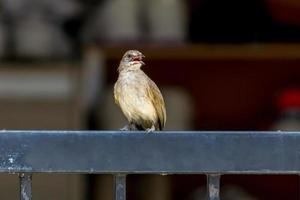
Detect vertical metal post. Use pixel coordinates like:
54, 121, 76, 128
207, 174, 220, 200
19, 173, 32, 200
114, 174, 127, 200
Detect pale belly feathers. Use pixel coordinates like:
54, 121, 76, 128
115, 71, 157, 125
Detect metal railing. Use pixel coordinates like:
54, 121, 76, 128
1, 130, 300, 200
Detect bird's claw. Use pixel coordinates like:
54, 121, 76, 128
146, 126, 156, 133
120, 123, 138, 131
120, 125, 130, 131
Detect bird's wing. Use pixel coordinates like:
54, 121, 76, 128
147, 79, 167, 130
113, 82, 120, 106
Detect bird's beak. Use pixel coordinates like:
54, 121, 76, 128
133, 54, 145, 65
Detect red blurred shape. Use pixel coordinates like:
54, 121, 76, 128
277, 88, 300, 111
267, 0, 300, 25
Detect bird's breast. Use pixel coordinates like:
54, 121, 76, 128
116, 72, 157, 122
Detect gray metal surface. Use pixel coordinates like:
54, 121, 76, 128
207, 174, 220, 200
0, 130, 300, 174
19, 173, 32, 200
114, 174, 126, 200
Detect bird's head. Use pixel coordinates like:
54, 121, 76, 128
118, 50, 145, 72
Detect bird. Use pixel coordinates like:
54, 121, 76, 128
114, 50, 166, 132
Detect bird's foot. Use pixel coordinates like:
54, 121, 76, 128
120, 123, 138, 131
146, 126, 156, 133
120, 125, 130, 131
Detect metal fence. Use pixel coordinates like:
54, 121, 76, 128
1, 130, 300, 200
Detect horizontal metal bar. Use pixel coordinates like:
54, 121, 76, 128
0, 131, 300, 174
19, 173, 32, 200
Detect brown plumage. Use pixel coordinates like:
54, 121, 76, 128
114, 50, 166, 132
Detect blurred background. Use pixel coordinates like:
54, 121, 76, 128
0, 0, 300, 199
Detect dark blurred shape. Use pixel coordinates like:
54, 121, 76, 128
266, 0, 300, 25
188, 0, 300, 42
0, 21, 6, 57
188, 184, 257, 200
188, 0, 269, 43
